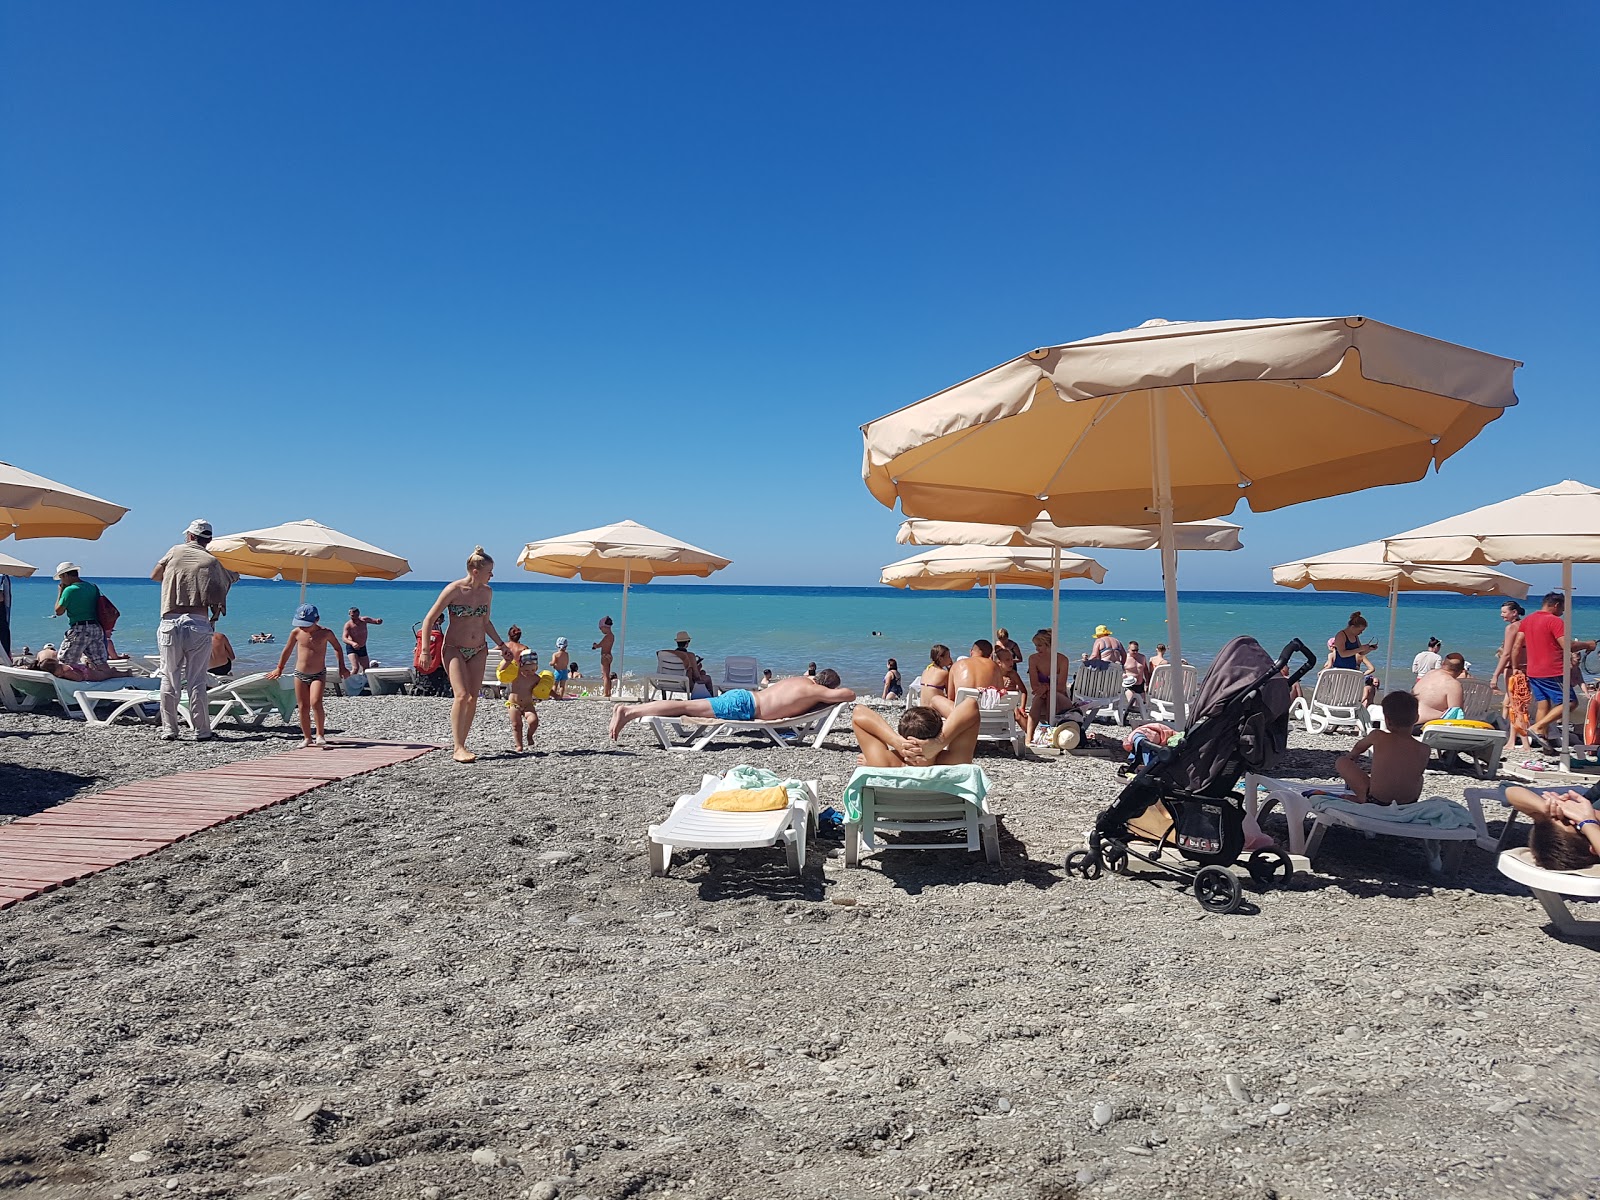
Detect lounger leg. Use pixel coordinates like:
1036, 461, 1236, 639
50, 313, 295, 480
1532, 889, 1600, 937
648, 838, 671, 877
844, 823, 861, 867
1303, 820, 1328, 864
981, 815, 1000, 865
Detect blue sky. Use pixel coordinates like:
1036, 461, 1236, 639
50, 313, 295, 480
2, 2, 1596, 592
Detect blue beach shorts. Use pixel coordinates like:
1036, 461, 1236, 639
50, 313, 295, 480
709, 689, 757, 721
1528, 676, 1568, 706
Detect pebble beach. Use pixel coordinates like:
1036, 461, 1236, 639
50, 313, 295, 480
1, 695, 1598, 1200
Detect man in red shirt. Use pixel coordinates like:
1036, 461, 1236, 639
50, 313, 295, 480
1513, 592, 1596, 741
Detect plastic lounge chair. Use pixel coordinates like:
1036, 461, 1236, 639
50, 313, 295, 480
1141, 663, 1199, 727
842, 765, 999, 866
1245, 773, 1486, 875
1496, 847, 1600, 937
1301, 669, 1370, 735
720, 656, 760, 692
71, 678, 165, 726
954, 686, 1025, 756
179, 672, 296, 729
647, 773, 818, 877
643, 651, 694, 700
0, 665, 66, 714
1419, 679, 1504, 778
1073, 662, 1130, 725
649, 703, 849, 752
365, 666, 412, 696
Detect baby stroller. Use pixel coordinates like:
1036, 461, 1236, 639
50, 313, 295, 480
1065, 636, 1315, 913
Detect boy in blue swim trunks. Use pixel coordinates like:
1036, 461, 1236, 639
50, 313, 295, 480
551, 636, 571, 699
608, 670, 856, 742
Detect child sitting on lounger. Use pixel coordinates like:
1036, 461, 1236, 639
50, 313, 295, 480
852, 698, 981, 768
266, 604, 349, 748
1334, 690, 1429, 805
1503, 783, 1600, 870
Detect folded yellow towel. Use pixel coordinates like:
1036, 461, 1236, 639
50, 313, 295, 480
702, 786, 790, 812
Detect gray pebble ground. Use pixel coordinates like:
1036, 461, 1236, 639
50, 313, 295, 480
1, 695, 1597, 1200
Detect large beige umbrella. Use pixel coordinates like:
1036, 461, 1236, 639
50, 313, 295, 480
0, 461, 129, 541
1272, 539, 1530, 688
1384, 480, 1600, 769
209, 518, 411, 602
0, 552, 37, 577
517, 519, 732, 688
862, 316, 1520, 723
881, 544, 1105, 637
896, 517, 1240, 724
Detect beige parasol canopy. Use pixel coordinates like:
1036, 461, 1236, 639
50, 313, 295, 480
881, 545, 1105, 590
897, 516, 1242, 551
1273, 539, 1530, 687
518, 520, 732, 689
862, 316, 1519, 723
1384, 481, 1600, 770
0, 551, 38, 577
209, 519, 411, 601
0, 461, 129, 541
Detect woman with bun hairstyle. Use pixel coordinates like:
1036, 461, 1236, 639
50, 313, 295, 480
1329, 611, 1381, 705
421, 547, 510, 763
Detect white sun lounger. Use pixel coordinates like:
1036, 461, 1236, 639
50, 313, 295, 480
365, 666, 412, 696
1073, 662, 1130, 725
1496, 847, 1600, 937
0, 664, 65, 713
71, 678, 165, 726
954, 686, 1025, 756
843, 766, 999, 866
643, 651, 699, 700
179, 672, 296, 729
1298, 668, 1370, 736
649, 703, 849, 752
648, 773, 818, 877
720, 656, 761, 692
1245, 773, 1486, 874
1141, 662, 1199, 728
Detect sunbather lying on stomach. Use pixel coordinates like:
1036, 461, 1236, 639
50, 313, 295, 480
608, 670, 856, 741
853, 698, 981, 768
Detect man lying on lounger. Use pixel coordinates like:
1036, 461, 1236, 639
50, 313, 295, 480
608, 669, 856, 741
852, 697, 981, 768
1503, 783, 1600, 871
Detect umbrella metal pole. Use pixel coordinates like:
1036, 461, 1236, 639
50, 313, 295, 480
1049, 549, 1061, 729
1151, 395, 1184, 726
1562, 560, 1573, 773
989, 576, 997, 644
618, 564, 630, 700
300, 560, 308, 605
1384, 577, 1399, 694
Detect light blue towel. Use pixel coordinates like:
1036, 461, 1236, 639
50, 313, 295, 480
840, 764, 991, 822
1309, 794, 1476, 830
721, 764, 807, 806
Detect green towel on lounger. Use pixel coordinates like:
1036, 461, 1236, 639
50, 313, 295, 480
840, 764, 991, 822
1309, 795, 1475, 829
721, 764, 807, 807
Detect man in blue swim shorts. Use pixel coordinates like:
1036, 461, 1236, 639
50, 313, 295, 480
608, 670, 856, 742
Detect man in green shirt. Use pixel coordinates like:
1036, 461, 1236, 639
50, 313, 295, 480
53, 562, 114, 680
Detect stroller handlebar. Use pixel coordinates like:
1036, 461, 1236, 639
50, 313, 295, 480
1277, 638, 1317, 689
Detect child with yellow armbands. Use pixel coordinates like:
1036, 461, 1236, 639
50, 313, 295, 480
498, 626, 556, 753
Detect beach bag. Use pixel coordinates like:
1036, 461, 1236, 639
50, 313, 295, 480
414, 625, 444, 674
95, 590, 120, 633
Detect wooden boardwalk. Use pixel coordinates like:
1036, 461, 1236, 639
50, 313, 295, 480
0, 741, 436, 910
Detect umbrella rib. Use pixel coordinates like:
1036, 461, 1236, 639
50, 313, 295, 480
887, 419, 997, 489
1039, 392, 1129, 497
1179, 385, 1252, 486
1261, 381, 1437, 439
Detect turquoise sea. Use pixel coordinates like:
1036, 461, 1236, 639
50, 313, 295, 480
8, 577, 1587, 694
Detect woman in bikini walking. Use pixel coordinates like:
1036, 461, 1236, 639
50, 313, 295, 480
421, 546, 510, 763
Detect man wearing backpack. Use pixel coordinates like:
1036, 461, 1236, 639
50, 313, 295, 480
150, 519, 235, 741
53, 562, 118, 681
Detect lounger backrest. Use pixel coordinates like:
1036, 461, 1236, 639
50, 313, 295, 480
1311, 668, 1364, 709
0, 665, 61, 710
1074, 662, 1119, 703
654, 650, 690, 681
1459, 677, 1496, 723
723, 656, 760, 688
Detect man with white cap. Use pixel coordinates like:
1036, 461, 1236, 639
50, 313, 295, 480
150, 519, 235, 741
52, 561, 117, 681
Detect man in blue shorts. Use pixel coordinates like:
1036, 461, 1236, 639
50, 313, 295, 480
608, 670, 856, 742
1514, 592, 1597, 744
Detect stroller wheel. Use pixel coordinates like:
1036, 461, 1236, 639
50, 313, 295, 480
1247, 848, 1294, 888
1105, 845, 1130, 876
1064, 848, 1091, 878
1194, 866, 1242, 914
